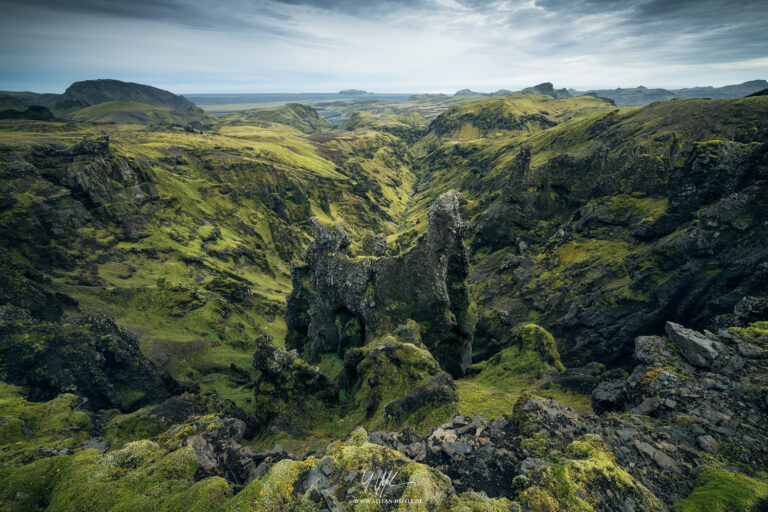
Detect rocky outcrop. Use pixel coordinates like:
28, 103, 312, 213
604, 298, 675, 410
469, 130, 768, 368
252, 343, 338, 432
286, 190, 475, 377
58, 136, 158, 212
0, 308, 178, 410
370, 407, 663, 511
1, 135, 159, 248
366, 315, 768, 509
383, 372, 457, 422
182, 417, 288, 485
0, 252, 179, 411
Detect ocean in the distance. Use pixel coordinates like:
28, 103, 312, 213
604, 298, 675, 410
185, 92, 414, 105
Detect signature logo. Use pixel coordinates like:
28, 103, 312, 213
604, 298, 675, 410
360, 468, 401, 497
350, 466, 424, 505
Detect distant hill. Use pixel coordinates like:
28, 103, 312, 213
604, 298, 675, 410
520, 82, 572, 99
454, 89, 483, 96
674, 80, 768, 99
568, 86, 677, 106
1, 79, 196, 113
60, 79, 195, 110
0, 93, 28, 111
0, 91, 62, 108
571, 80, 768, 106
453, 84, 570, 99
221, 102, 331, 133
69, 100, 209, 125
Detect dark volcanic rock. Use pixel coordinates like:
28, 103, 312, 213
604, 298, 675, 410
285, 190, 476, 377
590, 378, 630, 413
665, 321, 720, 368
469, 131, 768, 368
383, 372, 457, 421
0, 309, 177, 411
0, 252, 179, 411
367, 310, 768, 509
252, 343, 338, 430
148, 393, 259, 436
162, 415, 289, 487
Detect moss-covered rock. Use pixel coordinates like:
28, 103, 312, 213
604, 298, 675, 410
673, 467, 768, 512
286, 190, 476, 377
252, 343, 338, 432
0, 310, 176, 411
342, 330, 457, 431
515, 435, 664, 512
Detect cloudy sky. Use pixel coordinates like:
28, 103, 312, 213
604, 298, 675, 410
1, 0, 767, 93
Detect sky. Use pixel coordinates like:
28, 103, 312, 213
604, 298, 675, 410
1, 0, 767, 94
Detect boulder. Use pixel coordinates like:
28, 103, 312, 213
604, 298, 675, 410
665, 321, 720, 368
252, 343, 337, 430
383, 372, 457, 421
591, 379, 630, 414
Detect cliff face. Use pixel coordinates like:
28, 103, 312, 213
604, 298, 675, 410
412, 97, 768, 367
286, 190, 475, 377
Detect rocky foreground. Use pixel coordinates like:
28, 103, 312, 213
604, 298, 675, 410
183, 314, 768, 511
3, 310, 765, 511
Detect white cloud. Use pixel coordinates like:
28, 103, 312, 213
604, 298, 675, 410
0, 0, 766, 92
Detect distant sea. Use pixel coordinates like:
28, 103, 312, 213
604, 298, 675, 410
185, 92, 413, 105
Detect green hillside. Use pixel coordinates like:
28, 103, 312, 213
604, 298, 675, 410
222, 103, 331, 133
1, 90, 768, 511
69, 100, 210, 125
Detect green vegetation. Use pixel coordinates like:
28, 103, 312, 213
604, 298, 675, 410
457, 324, 590, 416
674, 468, 768, 512
515, 435, 664, 512
221, 103, 331, 133
2, 86, 768, 511
69, 101, 209, 125
729, 320, 768, 346
0, 383, 90, 466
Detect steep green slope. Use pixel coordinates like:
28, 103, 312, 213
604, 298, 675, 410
0, 118, 415, 407
424, 93, 614, 141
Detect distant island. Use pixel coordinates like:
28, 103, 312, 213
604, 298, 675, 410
339, 89, 373, 95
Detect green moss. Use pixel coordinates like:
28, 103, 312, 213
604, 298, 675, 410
457, 324, 588, 417
674, 468, 768, 512
729, 321, 768, 346
0, 455, 73, 511
344, 335, 453, 431
0, 383, 90, 465
521, 432, 551, 457
517, 435, 664, 512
